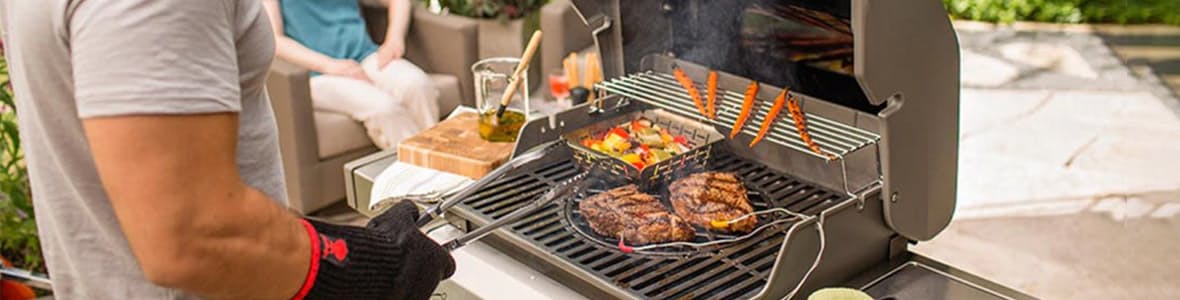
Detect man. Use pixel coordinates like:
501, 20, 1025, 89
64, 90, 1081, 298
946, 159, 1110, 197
0, 0, 453, 299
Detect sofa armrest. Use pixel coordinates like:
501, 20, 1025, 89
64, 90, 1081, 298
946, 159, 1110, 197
268, 60, 320, 166
267, 59, 321, 211
541, 0, 595, 82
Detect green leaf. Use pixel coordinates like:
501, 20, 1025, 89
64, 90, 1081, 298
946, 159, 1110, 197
944, 0, 1180, 25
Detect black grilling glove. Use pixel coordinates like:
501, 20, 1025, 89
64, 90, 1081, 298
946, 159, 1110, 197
294, 201, 456, 300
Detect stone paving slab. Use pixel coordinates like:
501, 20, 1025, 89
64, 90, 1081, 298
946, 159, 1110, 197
956, 89, 1180, 211
958, 30, 1141, 91
914, 202, 1180, 299
918, 24, 1180, 300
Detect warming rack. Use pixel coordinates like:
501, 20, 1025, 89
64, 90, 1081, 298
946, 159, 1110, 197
596, 71, 880, 161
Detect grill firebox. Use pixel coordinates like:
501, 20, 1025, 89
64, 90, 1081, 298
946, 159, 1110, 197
451, 149, 848, 299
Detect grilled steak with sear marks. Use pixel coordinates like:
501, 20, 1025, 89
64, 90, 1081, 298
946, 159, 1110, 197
578, 185, 696, 245
669, 172, 757, 233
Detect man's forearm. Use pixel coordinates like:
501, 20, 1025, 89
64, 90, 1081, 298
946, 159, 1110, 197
173, 185, 311, 299
84, 114, 313, 300
384, 0, 411, 44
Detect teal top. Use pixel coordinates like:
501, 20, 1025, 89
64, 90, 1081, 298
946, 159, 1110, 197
280, 0, 379, 75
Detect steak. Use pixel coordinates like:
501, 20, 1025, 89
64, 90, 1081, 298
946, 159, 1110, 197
578, 185, 696, 245
669, 172, 757, 233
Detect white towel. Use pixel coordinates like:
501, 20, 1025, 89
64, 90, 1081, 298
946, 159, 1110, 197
369, 161, 473, 210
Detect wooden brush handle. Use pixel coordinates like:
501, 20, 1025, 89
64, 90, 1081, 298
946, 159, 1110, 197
497, 30, 544, 108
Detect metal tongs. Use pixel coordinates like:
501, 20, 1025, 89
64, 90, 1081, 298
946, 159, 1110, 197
439, 171, 588, 252
415, 140, 565, 227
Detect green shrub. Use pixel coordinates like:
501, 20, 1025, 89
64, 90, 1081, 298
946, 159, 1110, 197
431, 0, 549, 19
944, 0, 1180, 25
0, 51, 42, 273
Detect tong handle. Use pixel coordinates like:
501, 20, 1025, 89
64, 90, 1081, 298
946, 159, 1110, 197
415, 141, 562, 227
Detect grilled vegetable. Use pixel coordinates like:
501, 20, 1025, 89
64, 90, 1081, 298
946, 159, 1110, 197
730, 81, 760, 138
787, 96, 837, 160
749, 88, 788, 147
581, 117, 691, 168
674, 68, 706, 117
706, 70, 718, 119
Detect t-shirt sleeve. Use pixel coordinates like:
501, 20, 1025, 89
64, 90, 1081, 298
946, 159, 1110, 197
69, 1, 242, 118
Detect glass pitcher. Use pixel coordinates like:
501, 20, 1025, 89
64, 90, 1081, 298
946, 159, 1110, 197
472, 57, 530, 142
469, 58, 531, 142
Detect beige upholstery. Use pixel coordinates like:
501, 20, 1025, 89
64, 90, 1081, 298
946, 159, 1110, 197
313, 112, 369, 159
269, 1, 595, 213
428, 74, 462, 117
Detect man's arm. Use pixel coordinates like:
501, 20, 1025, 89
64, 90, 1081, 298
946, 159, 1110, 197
84, 113, 310, 299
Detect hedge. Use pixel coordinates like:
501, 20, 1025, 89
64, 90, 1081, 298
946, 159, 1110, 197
943, 0, 1180, 25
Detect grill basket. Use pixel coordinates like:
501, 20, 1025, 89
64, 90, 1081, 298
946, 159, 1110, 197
563, 109, 724, 189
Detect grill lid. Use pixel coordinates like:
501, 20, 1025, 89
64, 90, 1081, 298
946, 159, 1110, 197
570, 0, 960, 241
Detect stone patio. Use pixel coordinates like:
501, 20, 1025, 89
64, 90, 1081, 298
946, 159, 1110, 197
913, 23, 1180, 299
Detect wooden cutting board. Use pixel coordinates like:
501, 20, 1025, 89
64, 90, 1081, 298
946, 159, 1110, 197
397, 112, 515, 179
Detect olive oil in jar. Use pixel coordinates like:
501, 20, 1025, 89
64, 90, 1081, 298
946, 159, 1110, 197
478, 109, 526, 142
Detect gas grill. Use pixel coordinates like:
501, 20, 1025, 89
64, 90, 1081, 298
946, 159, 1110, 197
349, 0, 1036, 299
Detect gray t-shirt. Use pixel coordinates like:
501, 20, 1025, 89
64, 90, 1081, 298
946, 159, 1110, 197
0, 1, 286, 298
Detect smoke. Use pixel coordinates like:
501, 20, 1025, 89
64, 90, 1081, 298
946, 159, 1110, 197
614, 0, 879, 112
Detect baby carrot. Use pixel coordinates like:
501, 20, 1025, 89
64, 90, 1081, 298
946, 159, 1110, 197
749, 88, 788, 147
706, 70, 718, 119
730, 81, 759, 138
673, 68, 706, 117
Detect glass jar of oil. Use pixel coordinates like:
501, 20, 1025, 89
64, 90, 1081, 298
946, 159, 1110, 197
472, 57, 530, 142
477, 109, 526, 142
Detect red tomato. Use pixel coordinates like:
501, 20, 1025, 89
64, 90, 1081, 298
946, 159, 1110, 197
673, 135, 688, 145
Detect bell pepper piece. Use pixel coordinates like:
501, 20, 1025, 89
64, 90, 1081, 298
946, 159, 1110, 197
620, 153, 642, 163
631, 161, 646, 169
609, 127, 630, 139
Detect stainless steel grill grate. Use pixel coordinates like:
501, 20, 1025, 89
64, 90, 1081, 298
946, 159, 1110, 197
452, 150, 849, 299
596, 71, 880, 160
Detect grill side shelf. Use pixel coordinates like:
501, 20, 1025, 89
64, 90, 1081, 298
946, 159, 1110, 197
449, 152, 849, 299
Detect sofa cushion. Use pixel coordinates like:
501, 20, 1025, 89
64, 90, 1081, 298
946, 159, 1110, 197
315, 73, 463, 159
429, 74, 462, 117
314, 111, 372, 159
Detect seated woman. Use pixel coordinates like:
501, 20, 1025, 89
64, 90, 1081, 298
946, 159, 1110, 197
263, 0, 439, 149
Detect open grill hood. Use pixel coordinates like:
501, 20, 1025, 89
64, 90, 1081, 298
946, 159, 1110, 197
569, 0, 961, 241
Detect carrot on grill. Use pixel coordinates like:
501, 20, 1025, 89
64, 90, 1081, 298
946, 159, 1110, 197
749, 88, 788, 147
730, 81, 759, 138
706, 70, 718, 119
787, 96, 837, 160
673, 68, 706, 117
